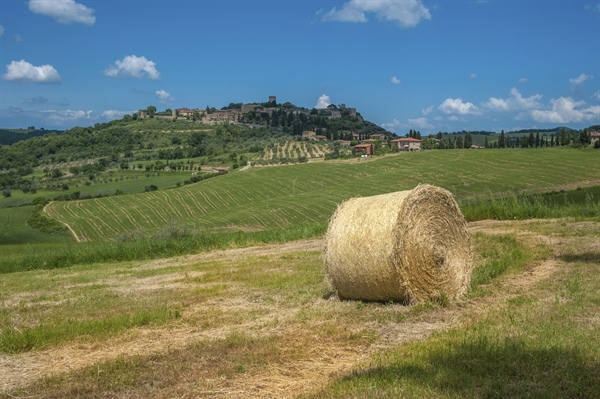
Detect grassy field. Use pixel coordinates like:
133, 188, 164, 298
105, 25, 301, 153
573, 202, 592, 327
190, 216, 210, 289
1, 218, 598, 398
0, 206, 73, 245
0, 170, 200, 209
43, 148, 600, 242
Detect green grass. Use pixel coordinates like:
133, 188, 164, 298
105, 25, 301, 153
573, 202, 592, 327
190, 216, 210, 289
43, 148, 600, 242
469, 233, 533, 294
0, 222, 327, 273
0, 306, 181, 353
0, 206, 73, 245
461, 188, 600, 221
0, 169, 196, 208
307, 243, 600, 399
2, 218, 598, 398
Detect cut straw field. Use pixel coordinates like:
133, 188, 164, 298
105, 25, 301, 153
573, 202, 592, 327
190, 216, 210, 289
1, 218, 598, 398
44, 148, 600, 241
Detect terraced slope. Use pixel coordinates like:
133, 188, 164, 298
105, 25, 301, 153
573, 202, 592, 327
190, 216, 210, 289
44, 148, 600, 241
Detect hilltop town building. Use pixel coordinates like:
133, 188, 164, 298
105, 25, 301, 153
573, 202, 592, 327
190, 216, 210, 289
391, 137, 423, 151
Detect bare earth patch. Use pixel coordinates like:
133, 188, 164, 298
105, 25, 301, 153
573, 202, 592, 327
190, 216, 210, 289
1, 220, 597, 398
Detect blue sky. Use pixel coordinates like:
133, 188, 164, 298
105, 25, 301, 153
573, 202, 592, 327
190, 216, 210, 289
1, 0, 599, 134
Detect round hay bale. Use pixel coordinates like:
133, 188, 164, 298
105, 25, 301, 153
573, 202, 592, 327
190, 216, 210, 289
324, 184, 472, 304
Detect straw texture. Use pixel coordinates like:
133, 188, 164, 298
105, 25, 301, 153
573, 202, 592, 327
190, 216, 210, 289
324, 184, 472, 303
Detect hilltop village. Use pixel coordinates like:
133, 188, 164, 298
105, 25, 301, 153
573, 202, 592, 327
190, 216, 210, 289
137, 96, 425, 154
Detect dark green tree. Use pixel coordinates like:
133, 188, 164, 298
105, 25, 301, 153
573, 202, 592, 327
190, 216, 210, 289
499, 130, 506, 148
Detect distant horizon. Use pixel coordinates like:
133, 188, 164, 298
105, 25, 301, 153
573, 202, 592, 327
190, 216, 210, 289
1, 1, 598, 134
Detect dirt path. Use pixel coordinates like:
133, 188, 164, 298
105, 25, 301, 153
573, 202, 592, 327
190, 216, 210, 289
0, 220, 592, 397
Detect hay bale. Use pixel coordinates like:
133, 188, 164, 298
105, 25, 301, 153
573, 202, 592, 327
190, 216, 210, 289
324, 184, 472, 303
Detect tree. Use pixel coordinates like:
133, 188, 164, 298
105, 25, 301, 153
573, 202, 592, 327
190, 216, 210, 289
579, 129, 590, 145
484, 136, 488, 148
146, 105, 156, 117
535, 132, 540, 148
528, 132, 535, 148
464, 132, 473, 148
456, 136, 464, 149
499, 130, 506, 148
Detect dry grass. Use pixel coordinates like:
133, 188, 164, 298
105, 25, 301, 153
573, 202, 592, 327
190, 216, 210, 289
1, 220, 597, 398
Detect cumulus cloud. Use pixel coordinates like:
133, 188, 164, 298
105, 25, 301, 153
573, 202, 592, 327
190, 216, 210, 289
44, 109, 93, 123
407, 116, 432, 129
102, 110, 134, 120
391, 76, 400, 84
594, 90, 600, 101
156, 89, 174, 104
104, 55, 160, 80
530, 97, 600, 124
484, 88, 542, 112
322, 0, 431, 28
438, 98, 480, 115
570, 73, 592, 86
315, 94, 331, 109
380, 118, 402, 132
422, 105, 433, 116
518, 77, 529, 84
28, 0, 95, 26
3, 60, 61, 83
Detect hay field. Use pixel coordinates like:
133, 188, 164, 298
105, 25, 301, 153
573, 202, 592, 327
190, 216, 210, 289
1, 218, 598, 398
43, 148, 600, 242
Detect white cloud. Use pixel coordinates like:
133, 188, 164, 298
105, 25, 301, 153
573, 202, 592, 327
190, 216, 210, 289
585, 4, 600, 12
594, 90, 600, 101
530, 97, 600, 124
28, 0, 95, 26
322, 0, 431, 28
438, 98, 480, 115
380, 118, 401, 132
104, 55, 160, 80
315, 94, 331, 109
34, 109, 94, 125
422, 105, 433, 116
484, 88, 542, 112
570, 73, 592, 86
0, 26, 4, 36
3, 59, 61, 83
156, 89, 174, 104
14, 34, 23, 42
518, 77, 529, 84
470, 73, 477, 79
102, 110, 134, 120
391, 76, 400, 84
407, 117, 432, 129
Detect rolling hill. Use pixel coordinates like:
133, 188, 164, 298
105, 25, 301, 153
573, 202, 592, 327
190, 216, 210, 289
44, 148, 600, 242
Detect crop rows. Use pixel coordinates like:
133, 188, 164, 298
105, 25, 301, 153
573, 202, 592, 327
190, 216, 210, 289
44, 149, 600, 242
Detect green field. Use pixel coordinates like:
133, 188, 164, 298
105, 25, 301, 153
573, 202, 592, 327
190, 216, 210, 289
44, 148, 600, 242
0, 206, 73, 245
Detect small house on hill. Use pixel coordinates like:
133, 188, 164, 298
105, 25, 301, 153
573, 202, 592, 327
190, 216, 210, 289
591, 132, 600, 145
353, 143, 373, 156
212, 167, 229, 173
391, 137, 423, 151
302, 130, 317, 139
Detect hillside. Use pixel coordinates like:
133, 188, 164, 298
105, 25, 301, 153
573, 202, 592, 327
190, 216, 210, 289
44, 148, 600, 242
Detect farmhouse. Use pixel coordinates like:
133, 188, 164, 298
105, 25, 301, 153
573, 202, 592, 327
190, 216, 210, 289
371, 133, 387, 140
591, 132, 600, 145
391, 137, 423, 151
302, 130, 317, 139
353, 143, 373, 156
312, 135, 328, 142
